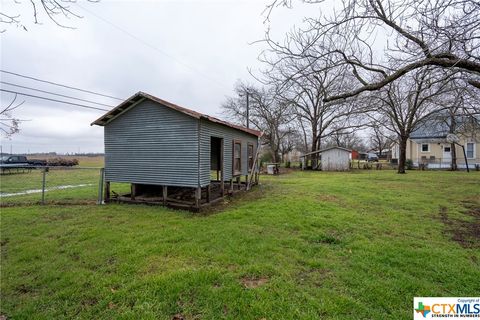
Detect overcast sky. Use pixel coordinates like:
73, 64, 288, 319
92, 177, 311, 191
0, 0, 316, 154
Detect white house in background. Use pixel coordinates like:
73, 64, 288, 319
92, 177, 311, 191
391, 113, 480, 169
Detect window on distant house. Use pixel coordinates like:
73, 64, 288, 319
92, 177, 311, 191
421, 143, 429, 152
233, 141, 241, 175
248, 143, 254, 172
466, 142, 475, 159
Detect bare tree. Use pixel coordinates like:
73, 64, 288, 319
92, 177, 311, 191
322, 126, 367, 151
367, 124, 394, 157
264, 0, 480, 101
256, 36, 367, 168
371, 68, 454, 173
221, 81, 294, 163
1, 0, 97, 32
0, 94, 25, 137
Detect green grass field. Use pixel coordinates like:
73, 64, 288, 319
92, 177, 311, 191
1, 170, 479, 319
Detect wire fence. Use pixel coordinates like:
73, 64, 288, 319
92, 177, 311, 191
0, 166, 103, 206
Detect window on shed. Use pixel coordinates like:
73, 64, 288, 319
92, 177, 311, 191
233, 141, 242, 175
421, 143, 429, 152
248, 143, 254, 171
466, 143, 474, 159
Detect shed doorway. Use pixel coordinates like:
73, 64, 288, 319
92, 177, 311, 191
210, 137, 223, 181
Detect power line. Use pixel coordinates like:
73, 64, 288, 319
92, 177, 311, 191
76, 3, 231, 92
0, 89, 110, 111
0, 70, 124, 101
1, 81, 115, 108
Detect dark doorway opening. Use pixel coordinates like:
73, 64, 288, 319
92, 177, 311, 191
210, 137, 223, 181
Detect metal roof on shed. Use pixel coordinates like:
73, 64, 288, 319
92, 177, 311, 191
300, 146, 352, 157
91, 91, 262, 137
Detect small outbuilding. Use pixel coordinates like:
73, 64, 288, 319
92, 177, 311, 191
300, 146, 351, 171
92, 92, 262, 210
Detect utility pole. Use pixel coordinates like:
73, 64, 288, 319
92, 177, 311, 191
246, 91, 249, 129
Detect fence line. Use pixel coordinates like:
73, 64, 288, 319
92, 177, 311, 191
0, 166, 104, 206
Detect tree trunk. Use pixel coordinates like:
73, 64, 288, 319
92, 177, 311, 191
397, 137, 408, 174
271, 149, 277, 163
311, 137, 318, 170
450, 143, 457, 171
449, 113, 457, 171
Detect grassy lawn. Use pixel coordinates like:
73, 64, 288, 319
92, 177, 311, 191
1, 170, 479, 319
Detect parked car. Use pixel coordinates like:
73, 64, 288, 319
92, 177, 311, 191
0, 155, 47, 167
367, 153, 379, 162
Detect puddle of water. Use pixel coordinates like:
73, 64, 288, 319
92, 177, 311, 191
0, 184, 93, 197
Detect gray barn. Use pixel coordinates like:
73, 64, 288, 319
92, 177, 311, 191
92, 92, 261, 209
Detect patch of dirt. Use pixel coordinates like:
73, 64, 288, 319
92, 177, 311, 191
200, 183, 271, 216
172, 314, 185, 320
240, 276, 269, 289
439, 202, 480, 248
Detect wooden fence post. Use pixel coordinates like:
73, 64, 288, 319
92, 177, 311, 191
41, 168, 47, 205
104, 181, 110, 203
97, 168, 105, 204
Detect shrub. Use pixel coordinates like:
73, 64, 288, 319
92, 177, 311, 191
46, 158, 79, 167
405, 159, 414, 170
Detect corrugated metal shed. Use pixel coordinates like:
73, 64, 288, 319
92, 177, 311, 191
93, 92, 260, 190
320, 147, 351, 171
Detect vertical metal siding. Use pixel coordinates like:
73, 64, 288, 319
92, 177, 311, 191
321, 149, 350, 171
104, 100, 199, 187
199, 119, 258, 187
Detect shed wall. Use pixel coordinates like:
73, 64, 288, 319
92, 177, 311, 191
199, 120, 258, 187
321, 149, 351, 171
104, 100, 200, 187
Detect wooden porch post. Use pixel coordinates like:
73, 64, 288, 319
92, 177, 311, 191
206, 184, 211, 203
163, 185, 168, 205
220, 139, 224, 196
245, 175, 248, 190
131, 183, 136, 200
229, 178, 233, 194
195, 187, 201, 209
